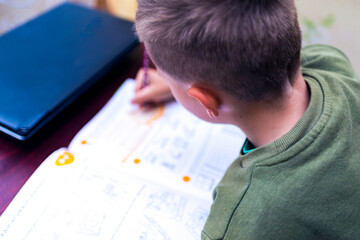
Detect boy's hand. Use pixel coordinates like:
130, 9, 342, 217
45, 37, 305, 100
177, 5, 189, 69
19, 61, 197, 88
131, 68, 173, 106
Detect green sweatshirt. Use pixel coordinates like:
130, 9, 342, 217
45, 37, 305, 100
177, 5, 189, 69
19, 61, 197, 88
202, 45, 360, 240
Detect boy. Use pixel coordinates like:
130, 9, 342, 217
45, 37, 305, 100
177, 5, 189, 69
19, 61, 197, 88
132, 0, 360, 239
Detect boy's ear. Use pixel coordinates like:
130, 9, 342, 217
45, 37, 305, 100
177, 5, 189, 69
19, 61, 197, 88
187, 87, 219, 118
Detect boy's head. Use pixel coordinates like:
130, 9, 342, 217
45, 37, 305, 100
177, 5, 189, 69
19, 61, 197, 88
135, 0, 302, 102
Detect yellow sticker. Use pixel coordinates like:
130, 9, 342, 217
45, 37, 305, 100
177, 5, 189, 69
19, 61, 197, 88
55, 151, 74, 166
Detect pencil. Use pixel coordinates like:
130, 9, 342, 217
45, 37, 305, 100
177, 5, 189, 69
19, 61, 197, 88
142, 47, 149, 89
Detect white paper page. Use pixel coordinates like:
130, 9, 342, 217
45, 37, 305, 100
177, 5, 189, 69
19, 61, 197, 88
70, 79, 246, 194
0, 150, 211, 240
0, 79, 246, 240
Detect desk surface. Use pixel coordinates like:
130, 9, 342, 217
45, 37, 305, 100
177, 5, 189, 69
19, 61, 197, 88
0, 46, 142, 216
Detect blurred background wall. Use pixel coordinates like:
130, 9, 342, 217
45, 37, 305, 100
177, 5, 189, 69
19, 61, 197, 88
296, 0, 360, 74
0, 0, 97, 34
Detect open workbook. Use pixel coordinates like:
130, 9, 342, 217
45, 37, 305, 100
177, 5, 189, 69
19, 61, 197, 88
0, 79, 245, 240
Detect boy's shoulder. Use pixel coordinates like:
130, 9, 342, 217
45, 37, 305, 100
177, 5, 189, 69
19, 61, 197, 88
301, 44, 357, 79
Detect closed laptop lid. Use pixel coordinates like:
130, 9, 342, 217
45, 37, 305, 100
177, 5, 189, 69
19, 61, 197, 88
0, 3, 138, 140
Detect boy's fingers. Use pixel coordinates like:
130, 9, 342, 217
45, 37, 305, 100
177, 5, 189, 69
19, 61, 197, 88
131, 87, 156, 105
132, 67, 173, 105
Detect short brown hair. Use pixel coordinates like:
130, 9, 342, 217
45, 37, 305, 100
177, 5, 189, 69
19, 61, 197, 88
135, 0, 302, 101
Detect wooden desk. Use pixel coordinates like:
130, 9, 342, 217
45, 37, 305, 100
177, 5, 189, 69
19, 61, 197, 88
0, 46, 142, 216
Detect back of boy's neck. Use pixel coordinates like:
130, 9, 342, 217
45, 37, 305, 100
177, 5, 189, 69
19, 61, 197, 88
234, 71, 310, 147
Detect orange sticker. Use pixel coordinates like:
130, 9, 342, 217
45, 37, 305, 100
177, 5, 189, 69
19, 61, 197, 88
183, 176, 191, 182
55, 152, 74, 166
81, 140, 87, 145
134, 159, 141, 164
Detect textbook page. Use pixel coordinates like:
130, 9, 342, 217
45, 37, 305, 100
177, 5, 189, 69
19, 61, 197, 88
0, 150, 213, 240
0, 79, 246, 240
70, 79, 246, 194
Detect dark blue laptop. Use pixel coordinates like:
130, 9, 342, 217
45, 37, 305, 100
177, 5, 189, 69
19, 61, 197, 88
0, 3, 138, 140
